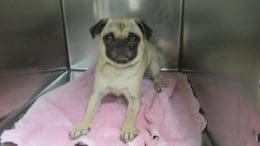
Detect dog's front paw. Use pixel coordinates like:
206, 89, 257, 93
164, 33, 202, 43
120, 125, 138, 143
69, 123, 91, 140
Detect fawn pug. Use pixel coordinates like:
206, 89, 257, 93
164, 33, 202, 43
70, 18, 162, 142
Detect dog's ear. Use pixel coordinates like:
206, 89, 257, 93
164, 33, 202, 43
90, 19, 108, 38
135, 19, 153, 40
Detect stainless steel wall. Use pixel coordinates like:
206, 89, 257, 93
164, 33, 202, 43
0, 0, 68, 126
63, 0, 181, 70
182, 0, 260, 145
182, 0, 258, 83
0, 0, 68, 72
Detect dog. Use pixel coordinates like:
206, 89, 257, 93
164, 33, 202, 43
69, 18, 162, 142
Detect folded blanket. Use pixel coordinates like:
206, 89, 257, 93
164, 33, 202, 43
1, 70, 206, 146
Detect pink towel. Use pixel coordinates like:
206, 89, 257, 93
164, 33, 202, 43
1, 70, 206, 146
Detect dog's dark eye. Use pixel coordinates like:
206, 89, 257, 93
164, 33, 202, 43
128, 33, 140, 43
103, 33, 114, 44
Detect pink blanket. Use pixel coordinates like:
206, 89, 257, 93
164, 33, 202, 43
1, 70, 206, 146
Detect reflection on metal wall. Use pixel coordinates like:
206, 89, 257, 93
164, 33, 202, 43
183, 0, 260, 145
188, 73, 258, 146
0, 71, 64, 122
63, 0, 181, 70
0, 71, 69, 131
0, 0, 67, 72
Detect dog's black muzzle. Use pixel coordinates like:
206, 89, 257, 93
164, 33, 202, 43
105, 39, 137, 64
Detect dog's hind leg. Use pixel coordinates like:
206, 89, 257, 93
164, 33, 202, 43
149, 55, 162, 92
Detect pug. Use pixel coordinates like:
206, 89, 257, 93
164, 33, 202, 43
69, 18, 162, 142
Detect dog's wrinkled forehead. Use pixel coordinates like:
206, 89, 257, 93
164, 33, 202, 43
102, 19, 142, 38
90, 18, 153, 40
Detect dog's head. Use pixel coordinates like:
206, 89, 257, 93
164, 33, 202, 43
90, 18, 153, 67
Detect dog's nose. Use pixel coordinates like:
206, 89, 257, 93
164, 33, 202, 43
114, 47, 133, 58
114, 40, 128, 49
113, 40, 132, 57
